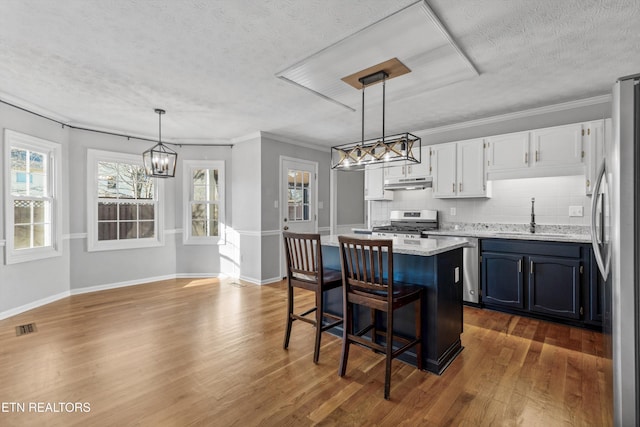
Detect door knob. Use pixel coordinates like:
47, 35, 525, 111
283, 226, 289, 231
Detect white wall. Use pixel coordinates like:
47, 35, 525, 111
371, 175, 590, 227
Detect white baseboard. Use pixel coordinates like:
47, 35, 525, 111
70, 274, 178, 295
239, 275, 283, 285
0, 290, 71, 321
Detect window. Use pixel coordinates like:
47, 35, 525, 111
183, 160, 225, 244
287, 169, 310, 222
87, 149, 164, 251
3, 130, 62, 264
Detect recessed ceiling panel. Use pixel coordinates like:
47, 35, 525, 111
276, 0, 478, 110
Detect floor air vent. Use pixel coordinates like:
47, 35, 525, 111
16, 323, 37, 336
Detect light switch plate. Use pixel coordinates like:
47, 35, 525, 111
569, 205, 583, 217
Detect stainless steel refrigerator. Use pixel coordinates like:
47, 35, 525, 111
591, 74, 640, 425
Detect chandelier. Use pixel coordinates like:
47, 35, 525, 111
143, 108, 177, 178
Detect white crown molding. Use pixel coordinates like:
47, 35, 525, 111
260, 131, 331, 152
414, 94, 612, 137
0, 91, 71, 123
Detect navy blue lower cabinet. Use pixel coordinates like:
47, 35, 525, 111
481, 252, 525, 309
527, 256, 581, 319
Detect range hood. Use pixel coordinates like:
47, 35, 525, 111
384, 176, 433, 191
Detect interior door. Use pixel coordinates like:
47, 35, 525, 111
280, 158, 318, 277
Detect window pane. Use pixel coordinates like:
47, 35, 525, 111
33, 224, 46, 247
30, 151, 44, 173
208, 220, 218, 237
193, 186, 207, 201
139, 204, 154, 220
208, 170, 219, 201
119, 203, 137, 221
135, 175, 154, 199
98, 222, 117, 241
192, 203, 207, 221
139, 221, 154, 238
119, 222, 137, 239
30, 172, 46, 197
14, 225, 30, 249
192, 221, 206, 237
14, 200, 31, 224
118, 164, 135, 199
98, 202, 118, 221
33, 200, 46, 223
10, 149, 28, 196
193, 169, 207, 185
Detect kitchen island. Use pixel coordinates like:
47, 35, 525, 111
320, 234, 468, 374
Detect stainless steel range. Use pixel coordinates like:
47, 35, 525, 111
372, 210, 438, 239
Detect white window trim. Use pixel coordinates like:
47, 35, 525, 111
182, 159, 225, 245
87, 149, 164, 252
3, 129, 63, 264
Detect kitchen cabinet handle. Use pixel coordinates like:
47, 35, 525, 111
530, 260, 534, 274
535, 150, 539, 162
452, 183, 455, 193
459, 182, 462, 192
524, 152, 528, 164
518, 259, 522, 272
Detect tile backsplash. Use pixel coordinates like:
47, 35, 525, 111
370, 175, 591, 227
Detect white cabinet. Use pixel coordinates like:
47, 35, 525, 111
486, 131, 530, 175
384, 145, 431, 180
585, 119, 609, 195
364, 166, 393, 200
432, 139, 488, 199
486, 123, 586, 180
457, 139, 487, 197
530, 123, 583, 169
431, 143, 457, 198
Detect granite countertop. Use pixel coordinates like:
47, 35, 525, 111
321, 234, 470, 256
426, 229, 591, 244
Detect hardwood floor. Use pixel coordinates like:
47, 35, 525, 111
0, 278, 612, 426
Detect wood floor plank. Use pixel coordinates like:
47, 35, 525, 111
0, 278, 612, 426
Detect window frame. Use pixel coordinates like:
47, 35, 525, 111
87, 149, 164, 252
3, 129, 63, 264
182, 159, 225, 245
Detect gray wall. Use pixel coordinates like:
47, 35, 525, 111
0, 103, 71, 314
336, 171, 364, 226
67, 130, 178, 290
174, 145, 233, 276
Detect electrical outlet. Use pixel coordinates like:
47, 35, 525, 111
450, 207, 457, 216
569, 206, 584, 217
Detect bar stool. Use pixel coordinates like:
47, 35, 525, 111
282, 232, 343, 364
337, 235, 423, 400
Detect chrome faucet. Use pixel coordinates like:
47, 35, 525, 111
530, 197, 536, 233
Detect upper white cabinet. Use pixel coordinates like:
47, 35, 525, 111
364, 165, 393, 201
486, 131, 530, 174
457, 138, 487, 197
432, 138, 488, 199
486, 123, 586, 180
431, 143, 457, 198
384, 145, 431, 180
585, 119, 610, 195
530, 123, 583, 169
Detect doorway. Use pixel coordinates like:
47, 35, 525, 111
279, 157, 318, 277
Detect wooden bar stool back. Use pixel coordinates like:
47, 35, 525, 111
283, 232, 343, 363
337, 235, 423, 399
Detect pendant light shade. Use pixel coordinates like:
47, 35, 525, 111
143, 108, 177, 178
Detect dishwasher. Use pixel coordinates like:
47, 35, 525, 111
435, 235, 480, 304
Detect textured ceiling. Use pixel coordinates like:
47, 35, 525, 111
0, 0, 639, 148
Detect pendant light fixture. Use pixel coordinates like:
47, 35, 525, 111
331, 60, 421, 171
143, 108, 177, 178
